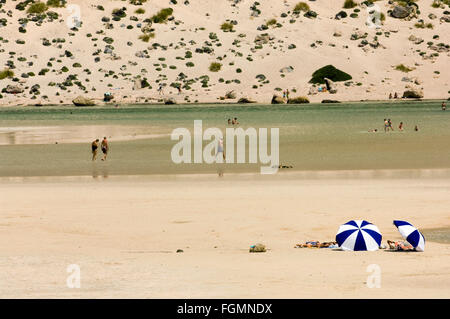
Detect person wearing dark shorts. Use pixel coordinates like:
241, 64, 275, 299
91, 139, 99, 161
101, 137, 109, 161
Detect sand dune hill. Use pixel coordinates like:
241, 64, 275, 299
0, 0, 448, 105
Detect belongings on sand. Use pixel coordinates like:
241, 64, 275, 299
249, 243, 266, 253
295, 241, 338, 248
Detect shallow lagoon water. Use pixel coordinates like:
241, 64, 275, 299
0, 100, 449, 177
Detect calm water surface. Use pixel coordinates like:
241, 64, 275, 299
0, 101, 449, 177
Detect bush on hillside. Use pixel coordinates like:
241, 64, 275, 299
309, 65, 352, 84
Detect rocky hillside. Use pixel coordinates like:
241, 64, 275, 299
0, 0, 449, 105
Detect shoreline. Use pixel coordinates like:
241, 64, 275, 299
3, 167, 450, 182
1, 98, 447, 108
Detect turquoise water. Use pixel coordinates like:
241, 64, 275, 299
0, 100, 449, 177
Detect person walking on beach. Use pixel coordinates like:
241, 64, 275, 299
388, 119, 394, 131
177, 86, 182, 95
394, 92, 398, 99
101, 137, 109, 161
217, 138, 225, 162
389, 93, 392, 99
91, 139, 99, 161
217, 137, 225, 177
158, 83, 164, 95
286, 89, 290, 100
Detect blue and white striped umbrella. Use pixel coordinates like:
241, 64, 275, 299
393, 220, 425, 252
336, 220, 382, 251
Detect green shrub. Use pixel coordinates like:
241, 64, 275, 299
209, 62, 222, 72
394, 64, 414, 72
135, 8, 145, 14
293, 2, 310, 12
431, 0, 441, 8
151, 8, 173, 23
46, 0, 66, 7
343, 0, 357, 9
414, 22, 433, 29
130, 0, 148, 4
220, 22, 233, 32
139, 33, 155, 42
27, 2, 48, 14
112, 8, 127, 18
103, 37, 114, 44
266, 19, 277, 26
0, 69, 14, 80
309, 65, 352, 84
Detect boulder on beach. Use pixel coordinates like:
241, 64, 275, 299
225, 90, 236, 99
324, 77, 338, 94
402, 89, 423, 99
280, 66, 294, 73
287, 96, 310, 104
237, 97, 256, 104
391, 6, 410, 19
72, 96, 95, 106
5, 85, 24, 94
321, 99, 341, 103
164, 97, 177, 105
271, 95, 285, 104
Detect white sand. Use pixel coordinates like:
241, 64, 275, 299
0, 174, 449, 298
0, 0, 449, 106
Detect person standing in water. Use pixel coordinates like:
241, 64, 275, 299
399, 122, 404, 131
101, 137, 109, 161
91, 139, 99, 161
388, 119, 394, 131
384, 119, 389, 132
217, 138, 225, 162
442, 102, 447, 111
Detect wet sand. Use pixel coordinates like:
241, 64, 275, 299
422, 227, 450, 245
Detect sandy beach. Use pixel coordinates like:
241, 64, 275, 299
0, 174, 449, 298
0, 0, 449, 301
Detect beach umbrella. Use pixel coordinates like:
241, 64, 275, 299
393, 220, 425, 252
336, 220, 382, 251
